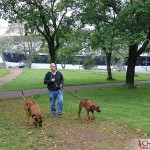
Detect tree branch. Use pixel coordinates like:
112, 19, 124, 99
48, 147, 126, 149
137, 27, 150, 56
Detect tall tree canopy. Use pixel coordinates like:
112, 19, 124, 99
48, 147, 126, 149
74, 0, 122, 80
114, 0, 150, 87
1, 0, 75, 63
75, 0, 150, 86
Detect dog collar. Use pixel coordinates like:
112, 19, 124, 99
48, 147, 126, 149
32, 114, 41, 118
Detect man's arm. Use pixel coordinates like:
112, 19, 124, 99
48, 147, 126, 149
44, 73, 51, 85
59, 72, 64, 89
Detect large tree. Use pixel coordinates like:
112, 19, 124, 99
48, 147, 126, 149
75, 0, 121, 80
76, 0, 150, 86
1, 0, 74, 63
114, 0, 150, 87
89, 24, 118, 80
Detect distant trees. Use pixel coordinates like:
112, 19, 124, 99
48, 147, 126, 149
58, 29, 91, 69
0, 23, 42, 68
82, 55, 96, 70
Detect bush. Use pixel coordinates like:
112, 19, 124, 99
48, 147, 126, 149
82, 55, 96, 69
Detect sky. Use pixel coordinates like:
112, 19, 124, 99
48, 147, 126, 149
0, 19, 8, 36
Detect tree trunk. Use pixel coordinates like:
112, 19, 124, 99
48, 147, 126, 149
61, 63, 66, 69
48, 39, 56, 63
60, 55, 66, 69
125, 44, 138, 87
49, 49, 56, 63
106, 53, 113, 80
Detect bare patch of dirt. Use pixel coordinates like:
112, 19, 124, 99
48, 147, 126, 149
37, 116, 146, 150
0, 69, 23, 87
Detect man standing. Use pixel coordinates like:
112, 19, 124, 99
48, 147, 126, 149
44, 63, 64, 117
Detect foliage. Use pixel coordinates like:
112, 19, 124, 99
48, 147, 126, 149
0, 36, 14, 55
113, 0, 150, 86
82, 55, 96, 69
0, 23, 44, 67
115, 0, 150, 46
74, 0, 123, 80
57, 29, 91, 68
1, 0, 76, 62
75, 0, 150, 85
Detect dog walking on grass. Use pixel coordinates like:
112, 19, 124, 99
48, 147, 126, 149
22, 91, 43, 127
76, 90, 101, 123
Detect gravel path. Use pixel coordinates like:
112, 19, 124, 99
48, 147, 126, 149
0, 69, 150, 98
0, 80, 150, 99
0, 69, 23, 87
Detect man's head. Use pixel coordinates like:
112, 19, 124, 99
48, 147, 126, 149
50, 63, 57, 72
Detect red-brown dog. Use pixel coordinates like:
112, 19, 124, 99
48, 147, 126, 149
76, 90, 101, 123
22, 91, 43, 127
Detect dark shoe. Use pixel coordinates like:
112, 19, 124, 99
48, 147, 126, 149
52, 114, 57, 117
57, 114, 63, 118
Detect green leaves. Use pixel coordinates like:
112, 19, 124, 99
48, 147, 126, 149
115, 1, 150, 43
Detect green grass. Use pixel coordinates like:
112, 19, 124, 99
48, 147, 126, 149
0, 68, 150, 149
0, 68, 150, 91
0, 84, 150, 149
0, 69, 10, 78
64, 84, 150, 134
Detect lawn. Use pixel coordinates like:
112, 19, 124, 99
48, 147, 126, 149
0, 69, 10, 78
0, 84, 150, 150
0, 68, 150, 92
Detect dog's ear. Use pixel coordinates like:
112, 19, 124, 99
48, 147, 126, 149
90, 105, 95, 110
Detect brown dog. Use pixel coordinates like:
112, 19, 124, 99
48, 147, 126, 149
76, 90, 101, 123
22, 91, 43, 127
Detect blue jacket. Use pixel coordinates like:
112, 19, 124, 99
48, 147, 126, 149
44, 71, 63, 91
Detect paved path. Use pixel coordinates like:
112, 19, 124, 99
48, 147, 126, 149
0, 80, 150, 99
0, 69, 23, 87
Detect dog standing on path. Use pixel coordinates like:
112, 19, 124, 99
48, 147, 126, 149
22, 91, 43, 127
76, 90, 101, 123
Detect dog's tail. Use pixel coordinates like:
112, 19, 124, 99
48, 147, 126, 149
76, 90, 88, 101
22, 90, 26, 100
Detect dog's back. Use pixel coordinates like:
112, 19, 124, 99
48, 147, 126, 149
22, 91, 35, 109
29, 103, 41, 115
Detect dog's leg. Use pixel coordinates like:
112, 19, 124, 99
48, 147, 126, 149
27, 113, 31, 126
26, 110, 31, 126
78, 103, 82, 118
86, 110, 91, 123
91, 111, 95, 120
25, 109, 30, 125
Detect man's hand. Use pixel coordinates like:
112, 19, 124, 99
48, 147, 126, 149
60, 84, 63, 90
51, 78, 55, 82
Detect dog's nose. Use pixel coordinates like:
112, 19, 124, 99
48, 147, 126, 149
38, 123, 42, 127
